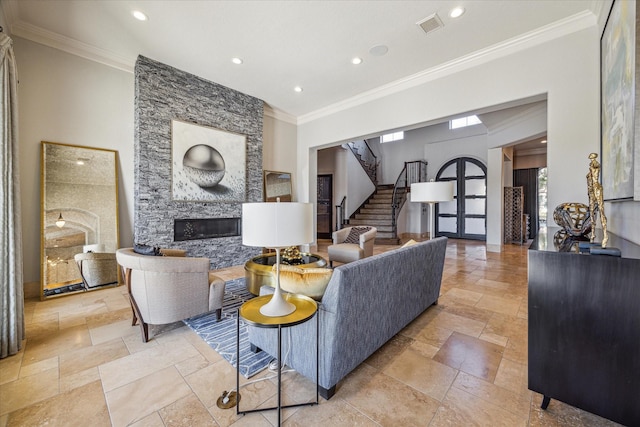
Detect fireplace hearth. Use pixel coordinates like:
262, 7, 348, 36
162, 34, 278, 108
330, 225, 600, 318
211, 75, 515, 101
174, 218, 241, 242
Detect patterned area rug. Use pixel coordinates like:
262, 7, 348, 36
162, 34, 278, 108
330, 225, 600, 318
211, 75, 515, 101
183, 278, 272, 378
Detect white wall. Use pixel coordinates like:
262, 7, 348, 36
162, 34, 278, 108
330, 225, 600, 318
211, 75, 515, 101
394, 126, 488, 235
14, 37, 135, 286
297, 23, 608, 246
263, 113, 297, 197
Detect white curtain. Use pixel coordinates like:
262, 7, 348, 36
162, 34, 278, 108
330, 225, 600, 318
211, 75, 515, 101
0, 31, 24, 359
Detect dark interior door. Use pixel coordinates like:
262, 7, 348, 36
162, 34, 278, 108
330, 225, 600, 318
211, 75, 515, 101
317, 175, 332, 239
436, 157, 487, 241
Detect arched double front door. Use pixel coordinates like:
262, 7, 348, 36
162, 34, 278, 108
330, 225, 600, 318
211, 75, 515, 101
435, 157, 487, 241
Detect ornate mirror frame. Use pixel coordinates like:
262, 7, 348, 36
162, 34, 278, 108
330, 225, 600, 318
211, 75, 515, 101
263, 170, 292, 202
40, 141, 120, 299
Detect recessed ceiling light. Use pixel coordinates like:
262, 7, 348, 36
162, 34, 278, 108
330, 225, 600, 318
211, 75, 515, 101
541, 139, 547, 144
132, 10, 148, 21
449, 7, 465, 18
351, 57, 363, 65
232, 57, 243, 65
294, 86, 303, 93
369, 44, 389, 56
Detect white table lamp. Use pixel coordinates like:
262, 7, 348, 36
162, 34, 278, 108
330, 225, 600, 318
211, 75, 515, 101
242, 201, 313, 316
411, 180, 455, 240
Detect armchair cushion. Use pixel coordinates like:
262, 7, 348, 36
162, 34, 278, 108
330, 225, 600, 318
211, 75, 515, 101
274, 265, 333, 300
344, 226, 372, 244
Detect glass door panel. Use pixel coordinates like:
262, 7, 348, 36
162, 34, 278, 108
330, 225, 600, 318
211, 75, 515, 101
465, 199, 485, 215
466, 178, 486, 196
439, 217, 458, 233
465, 218, 486, 235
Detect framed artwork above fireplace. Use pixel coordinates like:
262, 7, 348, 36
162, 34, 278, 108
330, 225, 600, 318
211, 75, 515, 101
171, 119, 247, 202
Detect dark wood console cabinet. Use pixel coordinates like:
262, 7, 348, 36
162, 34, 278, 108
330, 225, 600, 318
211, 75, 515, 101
528, 229, 640, 426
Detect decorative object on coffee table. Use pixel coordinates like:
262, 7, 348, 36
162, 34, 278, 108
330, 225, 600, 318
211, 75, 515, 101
282, 246, 303, 264
242, 201, 313, 317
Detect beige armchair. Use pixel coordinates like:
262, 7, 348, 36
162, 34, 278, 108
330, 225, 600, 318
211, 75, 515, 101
74, 252, 119, 290
116, 248, 225, 342
328, 226, 377, 267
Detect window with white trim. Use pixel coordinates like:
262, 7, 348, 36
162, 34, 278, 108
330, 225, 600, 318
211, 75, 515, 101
449, 115, 482, 129
381, 131, 404, 143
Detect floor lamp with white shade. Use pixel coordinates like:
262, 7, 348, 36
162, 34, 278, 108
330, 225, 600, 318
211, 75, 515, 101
410, 180, 455, 240
242, 201, 313, 317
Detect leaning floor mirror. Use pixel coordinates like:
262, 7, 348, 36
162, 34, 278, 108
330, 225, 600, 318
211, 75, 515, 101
41, 141, 120, 299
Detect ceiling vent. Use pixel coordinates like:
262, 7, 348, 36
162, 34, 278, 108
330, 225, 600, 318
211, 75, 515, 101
417, 13, 444, 35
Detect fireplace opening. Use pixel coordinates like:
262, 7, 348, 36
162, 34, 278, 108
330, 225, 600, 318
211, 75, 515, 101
174, 218, 241, 241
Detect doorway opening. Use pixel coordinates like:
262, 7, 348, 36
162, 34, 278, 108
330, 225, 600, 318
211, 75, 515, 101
317, 174, 333, 239
538, 167, 548, 233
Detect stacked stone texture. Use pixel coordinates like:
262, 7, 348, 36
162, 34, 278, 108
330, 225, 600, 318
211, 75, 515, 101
134, 56, 262, 268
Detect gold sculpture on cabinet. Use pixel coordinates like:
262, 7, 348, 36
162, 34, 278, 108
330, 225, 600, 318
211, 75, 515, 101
586, 153, 608, 248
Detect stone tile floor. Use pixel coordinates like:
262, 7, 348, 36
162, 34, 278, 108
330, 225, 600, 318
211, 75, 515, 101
0, 238, 622, 426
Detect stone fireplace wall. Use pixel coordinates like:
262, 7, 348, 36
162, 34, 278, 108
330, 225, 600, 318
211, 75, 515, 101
134, 56, 262, 268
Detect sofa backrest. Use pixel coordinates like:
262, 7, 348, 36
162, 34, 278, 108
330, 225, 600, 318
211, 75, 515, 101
319, 237, 447, 380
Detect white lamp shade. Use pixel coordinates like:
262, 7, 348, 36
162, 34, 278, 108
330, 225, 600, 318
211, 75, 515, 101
242, 202, 313, 248
410, 181, 454, 203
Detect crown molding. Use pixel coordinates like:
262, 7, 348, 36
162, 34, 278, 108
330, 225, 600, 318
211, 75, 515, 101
591, 0, 614, 34
10, 11, 297, 124
298, 10, 596, 125
6, 3, 597, 127
263, 104, 297, 124
10, 20, 135, 73
1, 0, 19, 35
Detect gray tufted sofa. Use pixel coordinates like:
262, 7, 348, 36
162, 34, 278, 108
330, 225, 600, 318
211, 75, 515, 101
247, 237, 448, 399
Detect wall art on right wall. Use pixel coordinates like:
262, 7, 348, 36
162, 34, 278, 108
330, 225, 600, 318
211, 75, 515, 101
601, 0, 639, 201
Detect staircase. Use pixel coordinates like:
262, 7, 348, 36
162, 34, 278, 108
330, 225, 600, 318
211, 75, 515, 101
346, 141, 377, 185
348, 186, 404, 245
